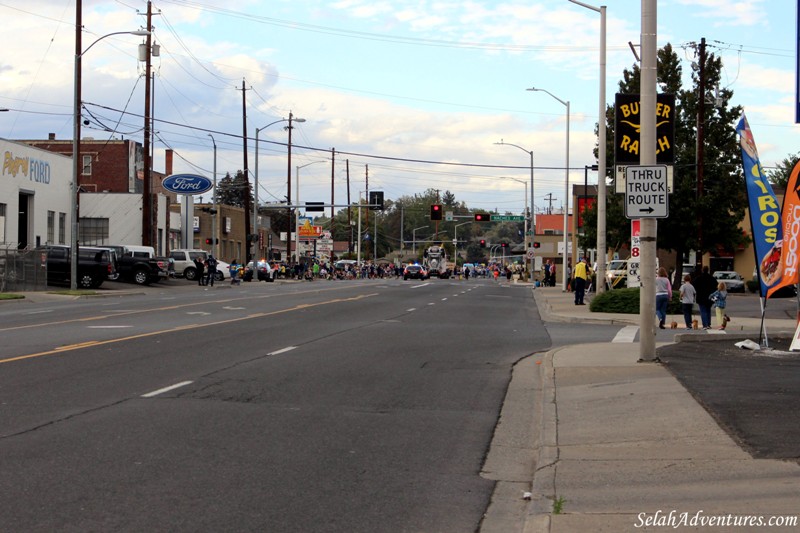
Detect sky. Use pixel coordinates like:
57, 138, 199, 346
1, 0, 798, 219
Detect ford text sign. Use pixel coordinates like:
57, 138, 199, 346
162, 174, 213, 195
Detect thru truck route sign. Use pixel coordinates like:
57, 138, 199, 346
624, 165, 669, 219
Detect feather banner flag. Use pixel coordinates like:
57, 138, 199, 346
737, 114, 783, 298
766, 159, 800, 298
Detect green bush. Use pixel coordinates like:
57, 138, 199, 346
589, 287, 681, 314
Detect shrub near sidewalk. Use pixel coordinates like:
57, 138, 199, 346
589, 287, 681, 314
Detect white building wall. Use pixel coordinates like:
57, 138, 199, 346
0, 139, 72, 249
81, 192, 169, 250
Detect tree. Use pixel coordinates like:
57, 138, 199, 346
216, 170, 252, 208
767, 152, 800, 188
582, 43, 748, 269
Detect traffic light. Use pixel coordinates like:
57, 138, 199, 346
205, 238, 212, 245
479, 239, 486, 248
474, 213, 490, 222
500, 242, 509, 248
533, 242, 541, 248
430, 204, 443, 221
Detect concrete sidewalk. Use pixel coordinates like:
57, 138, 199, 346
523, 288, 800, 532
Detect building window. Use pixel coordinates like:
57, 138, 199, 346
47, 210, 55, 244
82, 155, 92, 176
79, 217, 109, 245
58, 212, 66, 244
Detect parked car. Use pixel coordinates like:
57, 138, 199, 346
245, 260, 275, 282
713, 270, 745, 292
169, 249, 211, 280
36, 245, 113, 289
403, 263, 428, 280
110, 245, 171, 285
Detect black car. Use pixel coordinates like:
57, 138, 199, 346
403, 264, 428, 280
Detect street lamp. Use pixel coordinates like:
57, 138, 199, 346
254, 115, 305, 268
527, 86, 570, 291
494, 141, 535, 281
295, 160, 327, 263
71, 29, 150, 290
567, 0, 607, 293
412, 226, 429, 256
499, 176, 529, 274
453, 221, 472, 268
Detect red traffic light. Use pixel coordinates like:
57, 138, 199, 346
205, 238, 212, 245
533, 242, 541, 248
430, 204, 443, 221
500, 242, 508, 248
479, 239, 486, 248
474, 213, 490, 222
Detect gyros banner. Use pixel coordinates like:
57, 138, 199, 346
737, 114, 784, 298
767, 159, 800, 298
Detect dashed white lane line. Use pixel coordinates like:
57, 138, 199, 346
142, 381, 194, 398
268, 346, 297, 356
612, 326, 639, 343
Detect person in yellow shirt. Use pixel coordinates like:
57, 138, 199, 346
573, 257, 592, 305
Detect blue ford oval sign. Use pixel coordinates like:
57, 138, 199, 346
162, 174, 213, 195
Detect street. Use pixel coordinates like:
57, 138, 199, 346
0, 278, 550, 532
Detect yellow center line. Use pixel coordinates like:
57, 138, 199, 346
0, 285, 364, 333
0, 292, 378, 365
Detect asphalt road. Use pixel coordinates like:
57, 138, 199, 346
0, 278, 552, 532
658, 337, 800, 462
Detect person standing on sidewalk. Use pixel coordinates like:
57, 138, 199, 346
573, 257, 591, 305
710, 282, 730, 330
655, 267, 672, 329
693, 266, 717, 330
679, 274, 696, 330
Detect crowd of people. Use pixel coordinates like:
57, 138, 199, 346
657, 265, 730, 330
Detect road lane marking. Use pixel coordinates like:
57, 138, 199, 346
410, 283, 431, 289
0, 285, 368, 333
612, 326, 638, 343
87, 326, 133, 329
406, 308, 416, 312
268, 346, 296, 356
441, 298, 448, 301
0, 292, 378, 365
142, 381, 194, 398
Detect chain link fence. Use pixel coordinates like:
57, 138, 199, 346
0, 246, 47, 292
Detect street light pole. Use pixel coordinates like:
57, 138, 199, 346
527, 87, 570, 291
412, 226, 428, 257
494, 141, 535, 282
71, 27, 150, 290
453, 221, 472, 269
568, 0, 607, 293
254, 116, 305, 269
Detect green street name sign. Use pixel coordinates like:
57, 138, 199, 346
491, 215, 524, 222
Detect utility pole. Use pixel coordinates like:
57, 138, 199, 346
695, 37, 706, 272
346, 159, 352, 253
365, 165, 369, 260
639, 0, 658, 361
544, 192, 555, 214
142, 0, 153, 247
330, 148, 336, 228
241, 79, 251, 263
